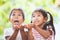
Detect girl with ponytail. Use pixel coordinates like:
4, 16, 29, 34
26, 9, 55, 40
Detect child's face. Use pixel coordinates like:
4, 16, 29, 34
10, 10, 24, 26
32, 12, 47, 26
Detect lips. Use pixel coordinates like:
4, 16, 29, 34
33, 20, 40, 25
35, 22, 39, 24
34, 20, 39, 23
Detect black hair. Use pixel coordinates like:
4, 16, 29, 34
9, 8, 25, 20
31, 9, 55, 36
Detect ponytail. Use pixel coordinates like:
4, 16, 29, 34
47, 12, 55, 35
42, 12, 55, 36
47, 12, 53, 25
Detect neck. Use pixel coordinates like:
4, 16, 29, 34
38, 23, 45, 29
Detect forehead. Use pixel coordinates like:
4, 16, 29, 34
33, 11, 42, 15
12, 9, 22, 14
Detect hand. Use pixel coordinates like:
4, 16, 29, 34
25, 23, 35, 30
13, 24, 20, 31
13, 24, 25, 31
19, 24, 25, 31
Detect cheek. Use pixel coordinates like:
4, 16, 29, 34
10, 18, 14, 24
10, 16, 15, 22
10, 17, 15, 22
39, 18, 44, 23
10, 15, 14, 19
19, 17, 24, 22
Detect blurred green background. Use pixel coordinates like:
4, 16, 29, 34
0, 0, 60, 40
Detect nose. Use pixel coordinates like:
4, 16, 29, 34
15, 15, 19, 19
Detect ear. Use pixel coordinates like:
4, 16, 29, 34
44, 17, 48, 23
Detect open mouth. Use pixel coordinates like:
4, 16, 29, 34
14, 20, 19, 22
14, 20, 19, 25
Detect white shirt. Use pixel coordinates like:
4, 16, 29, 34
4, 28, 22, 40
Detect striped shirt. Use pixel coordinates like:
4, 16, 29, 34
32, 26, 54, 40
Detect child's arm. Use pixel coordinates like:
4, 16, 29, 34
20, 24, 28, 40
25, 24, 34, 40
34, 26, 52, 39
28, 29, 34, 40
5, 30, 19, 40
20, 30, 28, 40
5, 25, 19, 40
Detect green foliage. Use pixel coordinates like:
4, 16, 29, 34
0, 26, 3, 35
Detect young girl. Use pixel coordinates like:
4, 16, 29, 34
4, 8, 27, 40
26, 9, 55, 40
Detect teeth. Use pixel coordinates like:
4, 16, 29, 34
14, 19, 19, 25
14, 22, 19, 25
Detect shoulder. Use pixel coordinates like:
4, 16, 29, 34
4, 28, 13, 32
47, 25, 54, 35
5, 28, 12, 30
4, 27, 14, 36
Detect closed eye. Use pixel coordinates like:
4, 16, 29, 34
32, 15, 35, 17
18, 14, 22, 16
12, 14, 15, 16
38, 15, 40, 17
